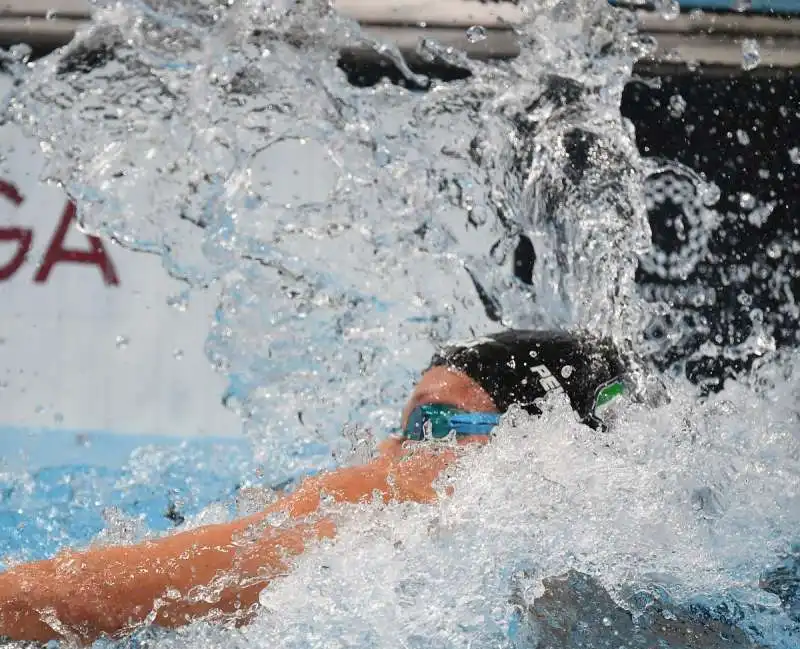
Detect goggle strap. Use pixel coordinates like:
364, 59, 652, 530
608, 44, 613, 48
448, 412, 502, 427
448, 412, 502, 435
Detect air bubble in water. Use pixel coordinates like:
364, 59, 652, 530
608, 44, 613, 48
668, 94, 686, 118
115, 335, 129, 349
655, 0, 680, 21
789, 147, 800, 164
736, 129, 750, 146
741, 39, 760, 70
739, 192, 756, 210
466, 25, 488, 43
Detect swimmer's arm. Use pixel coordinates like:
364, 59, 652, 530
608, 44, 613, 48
0, 462, 390, 645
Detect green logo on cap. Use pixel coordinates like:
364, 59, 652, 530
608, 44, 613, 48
594, 379, 625, 411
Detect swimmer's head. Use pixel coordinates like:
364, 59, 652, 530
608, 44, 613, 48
400, 330, 627, 442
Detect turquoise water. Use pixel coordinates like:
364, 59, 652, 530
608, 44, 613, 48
0, 428, 322, 568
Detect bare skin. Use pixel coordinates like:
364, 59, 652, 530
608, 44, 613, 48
0, 366, 497, 644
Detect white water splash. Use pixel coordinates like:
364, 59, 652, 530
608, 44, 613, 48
3, 0, 799, 646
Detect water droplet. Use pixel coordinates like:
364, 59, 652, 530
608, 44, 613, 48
53, 412, 64, 424
601, 616, 612, 627
9, 43, 31, 64
266, 511, 289, 527
416, 39, 438, 63
688, 8, 705, 21
655, 0, 680, 21
560, 365, 574, 378
736, 129, 750, 146
173, 348, 184, 360
668, 94, 686, 118
466, 25, 488, 43
766, 241, 782, 259
45, 9, 58, 19
34, 405, 45, 415
734, 0, 752, 11
789, 147, 800, 164
701, 182, 720, 206
373, 143, 391, 168
739, 192, 756, 210
741, 39, 760, 70
115, 335, 129, 349
166, 291, 190, 311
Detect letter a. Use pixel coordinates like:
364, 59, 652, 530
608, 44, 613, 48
34, 203, 120, 286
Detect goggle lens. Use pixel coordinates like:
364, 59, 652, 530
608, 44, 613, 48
403, 404, 500, 441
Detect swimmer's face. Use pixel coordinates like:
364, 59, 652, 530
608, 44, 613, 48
380, 366, 498, 456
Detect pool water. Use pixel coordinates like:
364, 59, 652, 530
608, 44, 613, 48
0, 429, 335, 568
1, 0, 800, 647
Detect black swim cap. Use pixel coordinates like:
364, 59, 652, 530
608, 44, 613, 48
429, 330, 626, 429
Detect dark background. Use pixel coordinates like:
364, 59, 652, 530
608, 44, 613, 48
622, 68, 800, 388
343, 56, 800, 390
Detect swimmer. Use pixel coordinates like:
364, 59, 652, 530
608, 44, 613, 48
0, 329, 625, 645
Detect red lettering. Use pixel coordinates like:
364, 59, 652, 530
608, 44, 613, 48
0, 180, 23, 206
0, 227, 33, 280
34, 203, 119, 286
0, 179, 31, 281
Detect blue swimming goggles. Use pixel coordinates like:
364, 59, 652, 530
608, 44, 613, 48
403, 404, 501, 441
